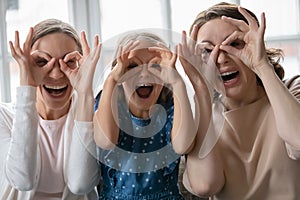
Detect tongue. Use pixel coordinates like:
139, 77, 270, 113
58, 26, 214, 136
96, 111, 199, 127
45, 88, 66, 96
136, 87, 152, 98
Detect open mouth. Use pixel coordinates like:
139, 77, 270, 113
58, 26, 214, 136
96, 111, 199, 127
43, 84, 68, 96
135, 83, 154, 99
220, 71, 239, 82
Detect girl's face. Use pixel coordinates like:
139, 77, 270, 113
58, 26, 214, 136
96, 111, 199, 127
197, 18, 263, 107
122, 42, 164, 119
31, 33, 78, 119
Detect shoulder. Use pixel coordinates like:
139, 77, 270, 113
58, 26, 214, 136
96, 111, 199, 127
284, 75, 300, 87
284, 75, 300, 100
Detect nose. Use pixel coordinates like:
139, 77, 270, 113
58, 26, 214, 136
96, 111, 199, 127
217, 50, 228, 65
48, 59, 65, 79
139, 64, 150, 77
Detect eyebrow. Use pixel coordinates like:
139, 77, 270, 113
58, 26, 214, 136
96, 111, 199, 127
31, 50, 70, 60
199, 33, 232, 46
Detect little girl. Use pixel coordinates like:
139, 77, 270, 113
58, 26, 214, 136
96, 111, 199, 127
93, 31, 197, 199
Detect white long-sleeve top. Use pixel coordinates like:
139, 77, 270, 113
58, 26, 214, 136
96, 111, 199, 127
0, 86, 100, 200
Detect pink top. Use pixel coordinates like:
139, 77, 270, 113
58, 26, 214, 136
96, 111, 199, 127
36, 115, 67, 199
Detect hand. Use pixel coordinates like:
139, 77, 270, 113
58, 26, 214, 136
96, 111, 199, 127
178, 28, 220, 95
148, 43, 181, 85
9, 28, 54, 86
109, 40, 140, 83
60, 31, 102, 94
220, 6, 270, 74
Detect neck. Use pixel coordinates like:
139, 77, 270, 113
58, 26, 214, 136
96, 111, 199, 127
36, 101, 71, 120
225, 85, 266, 110
129, 105, 150, 119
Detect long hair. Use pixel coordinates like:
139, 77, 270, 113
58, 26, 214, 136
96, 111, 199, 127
190, 2, 285, 84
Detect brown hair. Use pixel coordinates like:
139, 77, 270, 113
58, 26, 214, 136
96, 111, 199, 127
31, 18, 82, 54
113, 31, 173, 107
190, 2, 285, 84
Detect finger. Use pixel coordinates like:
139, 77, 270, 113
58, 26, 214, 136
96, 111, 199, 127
219, 44, 240, 58
238, 6, 259, 29
59, 58, 73, 76
14, 31, 20, 49
44, 58, 56, 71
116, 45, 123, 61
170, 45, 178, 67
64, 51, 82, 62
148, 46, 172, 60
201, 45, 219, 85
181, 30, 187, 47
178, 43, 195, 69
182, 30, 195, 53
94, 35, 99, 48
221, 16, 249, 32
221, 31, 244, 46
37, 58, 56, 83
13, 31, 23, 55
81, 31, 90, 56
89, 43, 102, 74
259, 12, 266, 40
207, 45, 219, 66
93, 42, 102, 61
190, 25, 199, 41
123, 40, 139, 54
148, 56, 161, 67
9, 41, 17, 58
23, 28, 34, 53
180, 31, 192, 58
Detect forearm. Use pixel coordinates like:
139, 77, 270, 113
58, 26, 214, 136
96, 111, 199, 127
258, 64, 300, 149
67, 121, 100, 194
94, 76, 119, 149
5, 86, 39, 190
184, 138, 224, 197
171, 80, 196, 154
75, 90, 94, 122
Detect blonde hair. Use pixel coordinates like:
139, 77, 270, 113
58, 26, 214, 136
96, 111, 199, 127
31, 18, 82, 54
113, 31, 173, 107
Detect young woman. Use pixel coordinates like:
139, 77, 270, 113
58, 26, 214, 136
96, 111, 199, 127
182, 3, 300, 199
0, 19, 101, 200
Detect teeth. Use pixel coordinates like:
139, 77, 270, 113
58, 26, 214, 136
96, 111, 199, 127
44, 84, 67, 90
221, 71, 238, 76
137, 83, 153, 87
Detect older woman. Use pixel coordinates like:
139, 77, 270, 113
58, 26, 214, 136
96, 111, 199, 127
0, 19, 101, 199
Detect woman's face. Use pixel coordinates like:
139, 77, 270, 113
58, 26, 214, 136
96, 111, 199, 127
31, 32, 78, 118
197, 18, 260, 103
122, 42, 164, 119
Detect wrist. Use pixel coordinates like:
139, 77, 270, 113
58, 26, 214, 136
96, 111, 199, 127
255, 61, 275, 79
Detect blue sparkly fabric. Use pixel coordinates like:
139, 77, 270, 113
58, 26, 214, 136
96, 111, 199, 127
94, 91, 183, 200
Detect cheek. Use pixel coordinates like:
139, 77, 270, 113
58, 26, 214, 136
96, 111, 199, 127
122, 83, 135, 101
154, 85, 164, 98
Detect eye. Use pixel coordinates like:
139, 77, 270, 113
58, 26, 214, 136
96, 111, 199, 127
230, 40, 245, 49
151, 63, 161, 70
66, 59, 77, 69
35, 58, 48, 67
201, 48, 212, 56
127, 63, 138, 70
201, 48, 212, 62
